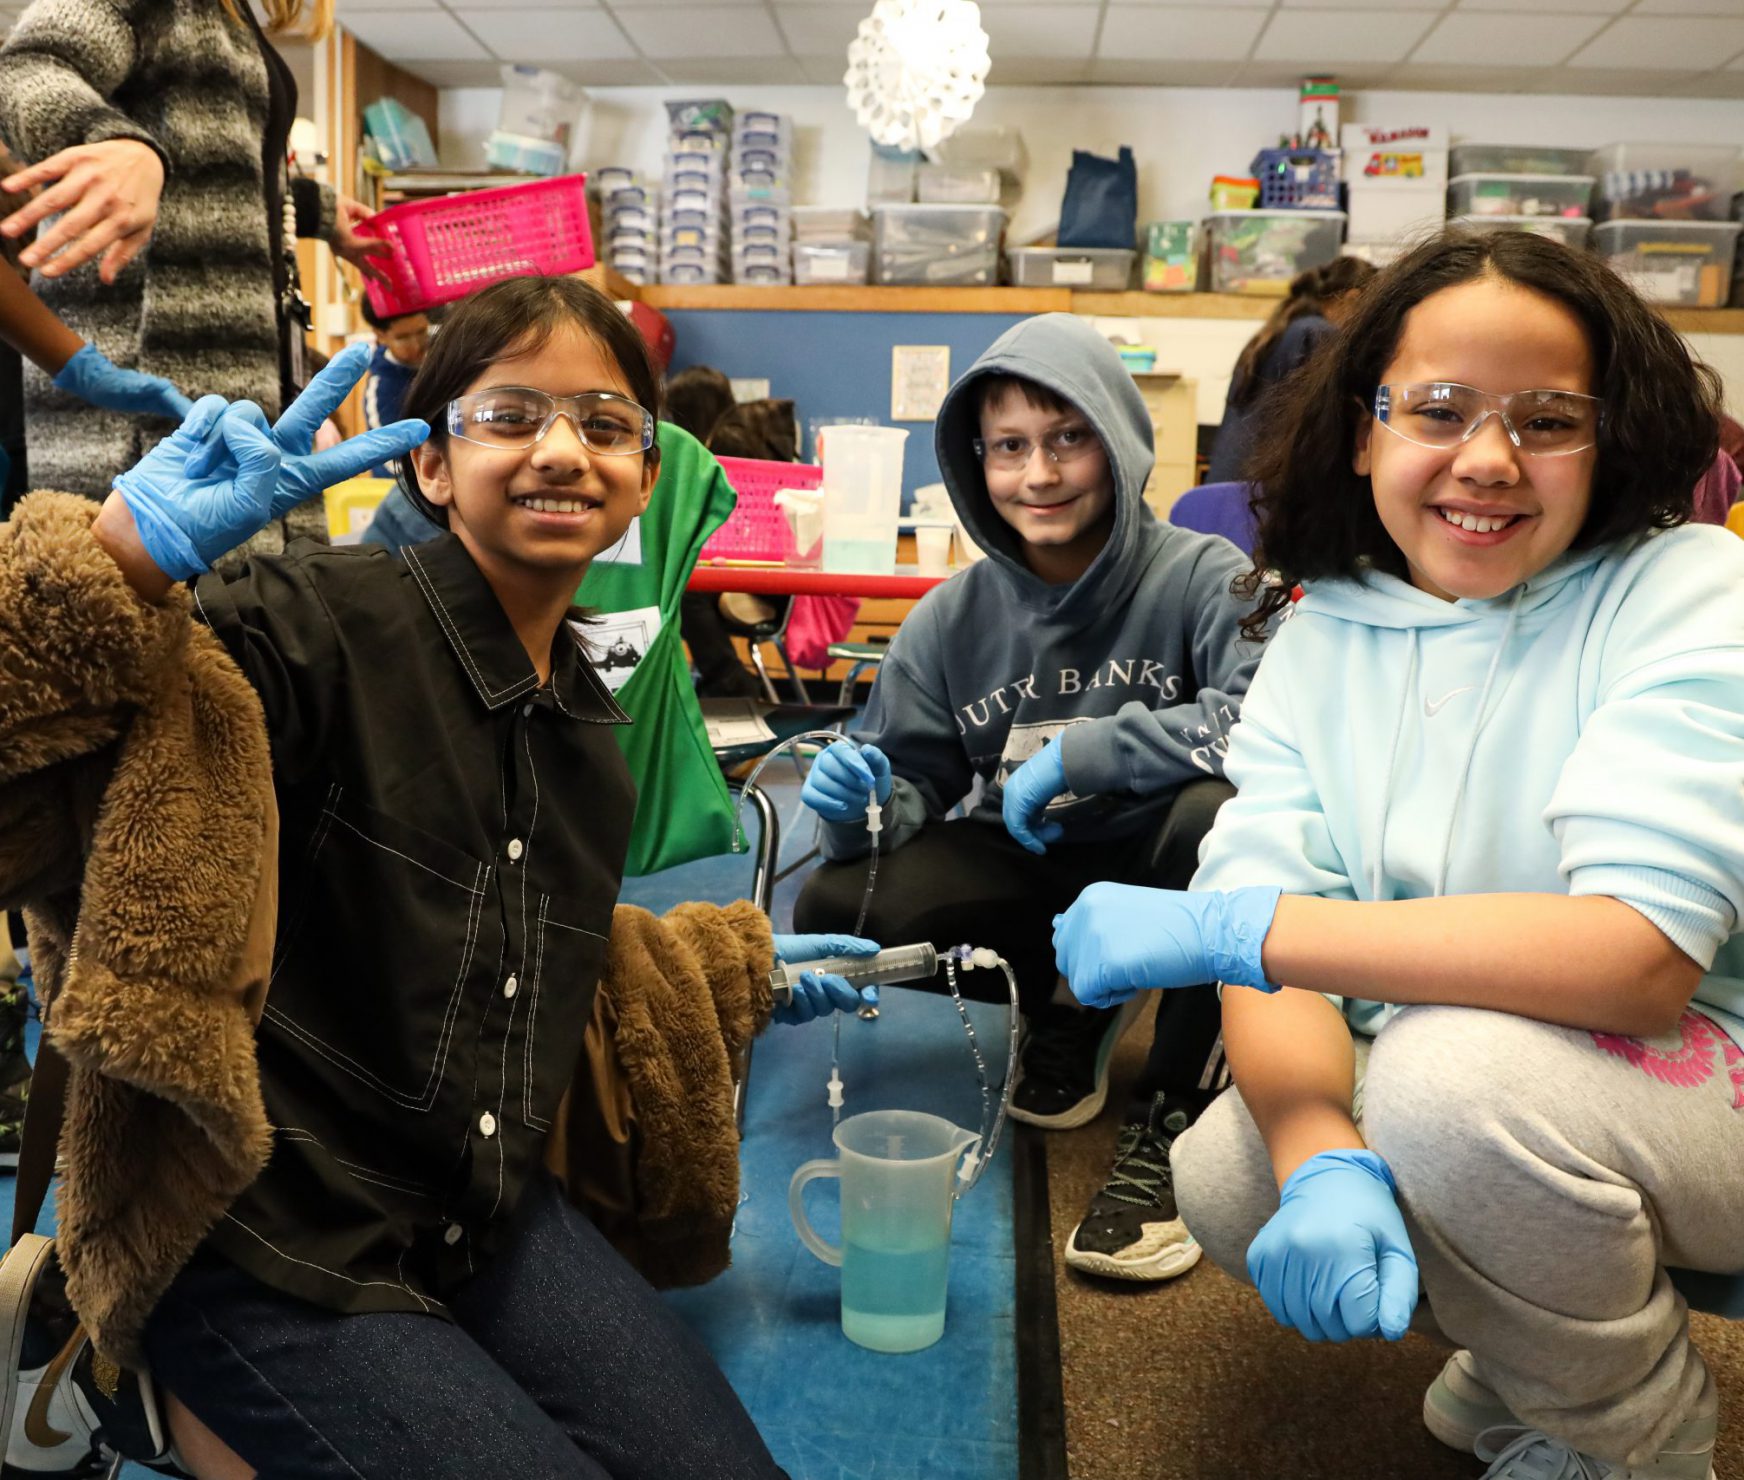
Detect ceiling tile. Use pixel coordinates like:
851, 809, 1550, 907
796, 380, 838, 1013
454, 6, 637, 58
331, 0, 432, 10
1458, 0, 1629, 10
1530, 64, 1702, 91
772, 6, 860, 52
982, 5, 1097, 56
1632, 0, 1744, 13
1384, 62, 1548, 91
657, 55, 801, 80
796, 53, 849, 82
988, 56, 1095, 82
1252, 7, 1438, 62
341, 9, 490, 57
1093, 7, 1269, 61
613, 3, 783, 54
1411, 11, 1605, 64
1281, 0, 1445, 7
1566, 15, 1744, 66
1085, 57, 1239, 82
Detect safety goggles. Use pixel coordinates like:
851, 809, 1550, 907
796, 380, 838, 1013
971, 424, 1102, 472
1374, 382, 1602, 458
446, 388, 655, 455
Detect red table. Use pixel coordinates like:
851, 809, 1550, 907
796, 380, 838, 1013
687, 562, 952, 599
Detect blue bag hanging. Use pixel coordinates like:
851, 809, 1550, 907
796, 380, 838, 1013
1057, 146, 1138, 250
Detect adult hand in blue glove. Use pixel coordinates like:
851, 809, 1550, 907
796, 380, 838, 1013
53, 343, 193, 421
1052, 882, 1283, 1009
1246, 1148, 1419, 1343
114, 397, 285, 580
770, 933, 881, 1025
800, 741, 892, 825
186, 341, 429, 506
1002, 738, 1067, 854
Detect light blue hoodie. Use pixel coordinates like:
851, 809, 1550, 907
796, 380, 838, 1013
1193, 523, 1744, 1047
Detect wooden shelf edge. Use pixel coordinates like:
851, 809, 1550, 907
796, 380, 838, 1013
638, 284, 1072, 314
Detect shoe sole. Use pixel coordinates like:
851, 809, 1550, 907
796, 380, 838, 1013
0, 1233, 54, 1466
1063, 1227, 1202, 1283
1005, 998, 1144, 1131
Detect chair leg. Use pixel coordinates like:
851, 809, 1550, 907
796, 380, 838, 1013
748, 643, 781, 706
773, 640, 812, 704
739, 780, 781, 916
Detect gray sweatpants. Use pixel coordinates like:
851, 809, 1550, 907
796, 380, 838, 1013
1173, 1003, 1744, 1466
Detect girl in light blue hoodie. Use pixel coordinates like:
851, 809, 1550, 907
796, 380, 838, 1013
1051, 230, 1744, 1479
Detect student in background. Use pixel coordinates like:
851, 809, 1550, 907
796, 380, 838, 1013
359, 298, 430, 472
1206, 256, 1376, 484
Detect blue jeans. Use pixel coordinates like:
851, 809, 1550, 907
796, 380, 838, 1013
142, 1174, 785, 1479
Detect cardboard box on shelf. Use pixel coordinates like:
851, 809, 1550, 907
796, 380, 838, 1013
1341, 123, 1449, 191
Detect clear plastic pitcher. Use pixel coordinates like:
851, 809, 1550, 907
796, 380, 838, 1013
789, 1110, 979, 1353
820, 425, 908, 576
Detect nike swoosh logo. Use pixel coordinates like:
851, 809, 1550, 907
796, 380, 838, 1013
1424, 685, 1475, 718
24, 1325, 84, 1449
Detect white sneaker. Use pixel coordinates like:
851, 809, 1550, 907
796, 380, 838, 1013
1474, 1425, 1717, 1480
1423, 1350, 1519, 1451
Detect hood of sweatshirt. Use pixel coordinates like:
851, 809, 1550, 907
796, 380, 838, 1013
934, 313, 1157, 620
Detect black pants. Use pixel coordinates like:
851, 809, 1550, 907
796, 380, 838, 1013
794, 779, 1234, 1117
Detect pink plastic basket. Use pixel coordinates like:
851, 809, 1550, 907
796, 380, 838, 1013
704, 457, 823, 561
361, 174, 595, 318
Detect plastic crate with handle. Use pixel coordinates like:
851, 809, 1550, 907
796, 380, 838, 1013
703, 456, 823, 561
1250, 149, 1340, 211
360, 174, 595, 318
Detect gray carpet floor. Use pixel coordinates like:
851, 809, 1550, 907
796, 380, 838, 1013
1045, 1014, 1744, 1480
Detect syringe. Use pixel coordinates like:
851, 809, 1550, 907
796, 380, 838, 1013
770, 943, 939, 1004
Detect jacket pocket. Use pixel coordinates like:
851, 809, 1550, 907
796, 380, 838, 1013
264, 791, 496, 1111
517, 889, 613, 1132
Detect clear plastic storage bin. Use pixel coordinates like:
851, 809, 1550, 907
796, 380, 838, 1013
917, 165, 1001, 204
1449, 145, 1592, 178
1590, 143, 1741, 222
871, 204, 1004, 285
1205, 210, 1345, 295
497, 65, 583, 147
1593, 220, 1740, 305
1450, 215, 1591, 248
793, 206, 869, 241
793, 241, 872, 284
1447, 174, 1593, 219
868, 146, 918, 206
1006, 247, 1134, 289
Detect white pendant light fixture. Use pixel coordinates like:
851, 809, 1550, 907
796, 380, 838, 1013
843, 0, 990, 154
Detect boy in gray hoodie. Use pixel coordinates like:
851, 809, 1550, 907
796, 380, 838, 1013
794, 314, 1265, 1282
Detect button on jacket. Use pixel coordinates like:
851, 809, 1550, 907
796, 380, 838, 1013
192, 533, 636, 1316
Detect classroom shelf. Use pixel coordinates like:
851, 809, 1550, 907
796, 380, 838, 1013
628, 283, 1744, 331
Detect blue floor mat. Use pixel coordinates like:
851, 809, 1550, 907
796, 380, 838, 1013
662, 985, 1019, 1480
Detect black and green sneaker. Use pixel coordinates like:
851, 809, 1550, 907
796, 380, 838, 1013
1064, 1093, 1203, 1283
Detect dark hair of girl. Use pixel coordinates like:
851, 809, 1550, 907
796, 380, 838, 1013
395, 275, 663, 527
1228, 255, 1377, 410
1236, 228, 1722, 640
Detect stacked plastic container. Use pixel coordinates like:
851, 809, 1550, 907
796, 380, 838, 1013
485, 66, 582, 178
595, 167, 657, 286
1588, 143, 1741, 307
1446, 145, 1594, 249
660, 119, 730, 286
792, 207, 871, 286
869, 128, 1020, 286
730, 112, 793, 285
1343, 123, 1446, 249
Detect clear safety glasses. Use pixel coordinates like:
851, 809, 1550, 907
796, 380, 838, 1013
446, 388, 655, 455
972, 424, 1103, 472
1374, 382, 1602, 458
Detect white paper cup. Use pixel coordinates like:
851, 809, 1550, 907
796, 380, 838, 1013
915, 524, 953, 575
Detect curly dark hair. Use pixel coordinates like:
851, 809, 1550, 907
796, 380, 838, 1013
1236, 229, 1723, 639
396, 275, 662, 528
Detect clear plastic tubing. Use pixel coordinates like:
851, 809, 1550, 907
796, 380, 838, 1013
770, 943, 938, 1004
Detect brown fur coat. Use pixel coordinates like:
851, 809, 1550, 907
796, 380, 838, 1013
0, 492, 277, 1367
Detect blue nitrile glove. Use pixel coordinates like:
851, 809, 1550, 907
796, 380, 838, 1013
52, 343, 194, 422
1246, 1148, 1420, 1343
800, 741, 893, 825
114, 398, 285, 580
1052, 882, 1283, 1009
185, 341, 429, 507
770, 933, 881, 1026
1002, 737, 1068, 854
